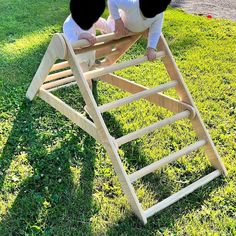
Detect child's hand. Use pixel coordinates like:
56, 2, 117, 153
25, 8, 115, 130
79, 32, 97, 45
146, 47, 157, 61
115, 18, 130, 37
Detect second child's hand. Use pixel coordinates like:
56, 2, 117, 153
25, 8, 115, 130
146, 47, 157, 61
115, 18, 130, 37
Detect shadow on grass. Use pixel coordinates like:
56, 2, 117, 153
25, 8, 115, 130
0, 98, 97, 235
0, 82, 226, 235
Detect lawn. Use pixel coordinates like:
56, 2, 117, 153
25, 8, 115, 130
0, 0, 236, 235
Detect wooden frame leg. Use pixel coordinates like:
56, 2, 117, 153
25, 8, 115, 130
158, 34, 227, 175
26, 34, 67, 100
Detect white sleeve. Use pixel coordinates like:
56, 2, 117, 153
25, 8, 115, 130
63, 16, 81, 42
63, 25, 78, 42
108, 0, 121, 20
147, 13, 164, 49
94, 18, 113, 34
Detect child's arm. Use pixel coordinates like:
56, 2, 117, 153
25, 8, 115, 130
79, 32, 96, 45
94, 17, 113, 34
108, 0, 129, 36
63, 16, 96, 45
146, 13, 164, 60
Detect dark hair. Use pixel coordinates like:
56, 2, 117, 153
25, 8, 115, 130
139, 0, 171, 18
70, 0, 106, 30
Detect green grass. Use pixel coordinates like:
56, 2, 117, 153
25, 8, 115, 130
0, 0, 236, 235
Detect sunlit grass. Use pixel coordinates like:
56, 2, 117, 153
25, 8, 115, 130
1, 27, 58, 58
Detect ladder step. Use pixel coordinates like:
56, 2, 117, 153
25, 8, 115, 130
116, 110, 190, 147
84, 51, 165, 80
43, 75, 75, 90
46, 69, 73, 82
50, 61, 69, 72
99, 80, 177, 113
71, 32, 118, 49
144, 170, 221, 219
129, 140, 206, 183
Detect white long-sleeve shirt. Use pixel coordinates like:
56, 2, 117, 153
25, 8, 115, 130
63, 15, 112, 67
108, 0, 164, 49
63, 15, 112, 43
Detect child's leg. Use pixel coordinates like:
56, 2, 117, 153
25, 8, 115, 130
95, 17, 114, 34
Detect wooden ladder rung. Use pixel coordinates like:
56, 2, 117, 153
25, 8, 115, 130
47, 81, 77, 92
116, 110, 190, 147
50, 61, 70, 72
99, 80, 177, 113
75, 36, 131, 55
46, 69, 73, 82
42, 75, 75, 90
144, 170, 221, 218
129, 140, 207, 183
84, 51, 166, 80
71, 32, 118, 49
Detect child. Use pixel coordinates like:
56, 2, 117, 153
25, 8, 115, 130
63, 0, 112, 87
108, 0, 171, 60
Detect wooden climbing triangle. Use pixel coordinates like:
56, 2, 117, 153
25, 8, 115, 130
26, 32, 227, 224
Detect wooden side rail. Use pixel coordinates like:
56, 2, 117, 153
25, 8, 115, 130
47, 82, 78, 92
38, 88, 99, 141
144, 170, 221, 218
84, 51, 166, 80
116, 110, 190, 147
45, 69, 73, 82
129, 140, 206, 183
99, 80, 178, 113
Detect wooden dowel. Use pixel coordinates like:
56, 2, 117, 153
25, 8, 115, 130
84, 51, 166, 80
98, 74, 196, 118
50, 61, 70, 72
144, 170, 221, 218
116, 110, 190, 147
45, 69, 73, 82
99, 80, 177, 113
26, 33, 67, 100
42, 75, 75, 90
38, 88, 99, 141
71, 32, 137, 49
129, 140, 206, 183
47, 82, 77, 92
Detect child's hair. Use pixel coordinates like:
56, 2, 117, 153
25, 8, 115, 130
70, 0, 106, 30
139, 0, 171, 18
